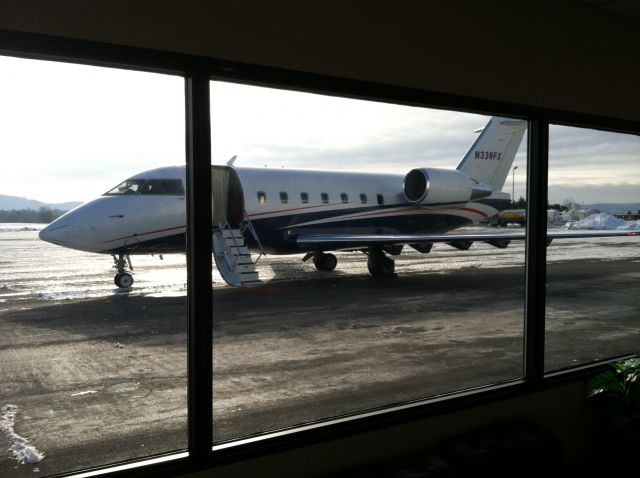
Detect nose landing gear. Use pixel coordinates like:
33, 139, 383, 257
113, 254, 134, 288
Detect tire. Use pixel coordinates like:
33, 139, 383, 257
114, 272, 134, 288
367, 252, 395, 277
313, 253, 337, 271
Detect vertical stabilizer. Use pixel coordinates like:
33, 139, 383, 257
456, 117, 527, 191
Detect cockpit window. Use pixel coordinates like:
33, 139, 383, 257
104, 179, 184, 196
104, 179, 146, 195
140, 179, 184, 195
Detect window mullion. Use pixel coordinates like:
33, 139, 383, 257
186, 68, 214, 461
524, 118, 549, 382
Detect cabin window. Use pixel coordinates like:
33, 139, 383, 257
280, 192, 288, 204
341, 193, 349, 204
360, 193, 368, 204
140, 179, 185, 195
301, 192, 309, 204
257, 191, 267, 204
377, 193, 384, 205
321, 192, 329, 204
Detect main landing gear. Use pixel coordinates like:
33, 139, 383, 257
367, 247, 395, 277
311, 252, 338, 271
303, 249, 396, 278
113, 254, 134, 288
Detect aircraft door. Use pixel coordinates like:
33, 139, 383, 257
211, 166, 244, 228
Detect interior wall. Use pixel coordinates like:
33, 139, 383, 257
1, 0, 639, 122
184, 381, 592, 478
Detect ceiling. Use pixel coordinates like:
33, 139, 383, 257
576, 0, 640, 22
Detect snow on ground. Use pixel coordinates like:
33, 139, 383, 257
565, 212, 640, 230
70, 391, 97, 397
0, 224, 44, 232
0, 404, 45, 464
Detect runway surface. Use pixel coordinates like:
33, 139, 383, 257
1, 224, 639, 477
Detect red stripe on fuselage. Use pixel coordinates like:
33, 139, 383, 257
248, 202, 342, 218
455, 207, 489, 218
251, 204, 488, 223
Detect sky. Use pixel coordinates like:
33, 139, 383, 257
0, 55, 638, 205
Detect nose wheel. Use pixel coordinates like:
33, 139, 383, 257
114, 272, 134, 288
113, 254, 134, 288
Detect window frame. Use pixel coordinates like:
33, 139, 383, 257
2, 27, 640, 478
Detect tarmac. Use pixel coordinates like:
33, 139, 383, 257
1, 257, 640, 477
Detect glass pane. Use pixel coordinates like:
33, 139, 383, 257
210, 81, 528, 443
546, 125, 640, 371
0, 56, 187, 476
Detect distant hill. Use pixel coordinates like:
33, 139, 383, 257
583, 203, 640, 214
0, 194, 82, 211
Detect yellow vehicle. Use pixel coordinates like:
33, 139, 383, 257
491, 209, 526, 227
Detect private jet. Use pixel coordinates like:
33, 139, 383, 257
39, 116, 636, 288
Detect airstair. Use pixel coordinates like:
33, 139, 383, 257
212, 216, 262, 287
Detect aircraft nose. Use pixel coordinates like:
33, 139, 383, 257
38, 202, 102, 252
39, 219, 70, 245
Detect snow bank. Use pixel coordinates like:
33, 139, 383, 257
0, 224, 43, 232
565, 212, 640, 231
0, 404, 45, 464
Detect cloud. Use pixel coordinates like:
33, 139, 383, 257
1, 57, 637, 206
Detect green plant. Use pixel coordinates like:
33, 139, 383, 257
584, 352, 640, 467
586, 352, 640, 416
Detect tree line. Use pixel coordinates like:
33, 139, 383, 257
0, 207, 68, 223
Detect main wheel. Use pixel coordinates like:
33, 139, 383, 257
313, 253, 338, 271
114, 272, 134, 288
367, 250, 395, 277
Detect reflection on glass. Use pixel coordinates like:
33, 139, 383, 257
546, 125, 640, 372
210, 82, 529, 443
0, 56, 187, 476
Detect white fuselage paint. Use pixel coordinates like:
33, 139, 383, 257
39, 117, 528, 259
39, 166, 187, 254
39, 165, 506, 255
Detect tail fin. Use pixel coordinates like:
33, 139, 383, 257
456, 117, 527, 191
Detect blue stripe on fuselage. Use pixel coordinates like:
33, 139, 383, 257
246, 204, 483, 252
104, 232, 186, 255
101, 198, 509, 255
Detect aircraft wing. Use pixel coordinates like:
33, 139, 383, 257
297, 230, 639, 249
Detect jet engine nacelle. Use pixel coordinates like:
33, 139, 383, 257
403, 168, 493, 205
